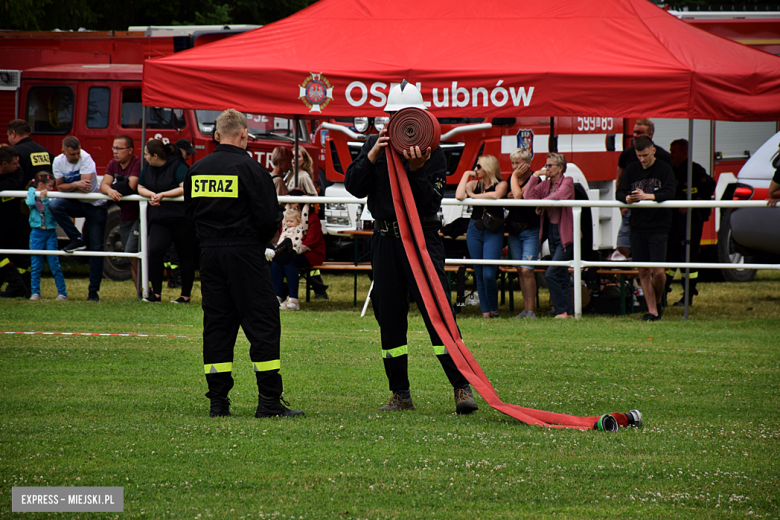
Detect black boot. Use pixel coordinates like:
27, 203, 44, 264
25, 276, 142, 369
673, 280, 698, 307
255, 394, 304, 418
209, 396, 231, 417
0, 263, 30, 298
454, 386, 478, 415
308, 273, 329, 299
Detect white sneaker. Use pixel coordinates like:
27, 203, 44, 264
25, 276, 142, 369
280, 298, 300, 311
55, 294, 67, 301
30, 294, 40, 300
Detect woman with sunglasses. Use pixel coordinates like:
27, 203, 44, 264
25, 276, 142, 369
456, 155, 508, 318
523, 153, 576, 318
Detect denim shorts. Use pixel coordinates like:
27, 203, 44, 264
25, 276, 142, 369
120, 219, 140, 254
616, 211, 631, 248
507, 226, 540, 270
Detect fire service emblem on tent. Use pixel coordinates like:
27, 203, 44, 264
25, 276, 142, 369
299, 73, 333, 113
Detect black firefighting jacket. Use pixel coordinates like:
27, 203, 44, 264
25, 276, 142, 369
184, 144, 281, 247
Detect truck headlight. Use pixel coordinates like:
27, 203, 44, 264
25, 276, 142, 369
374, 117, 390, 132
354, 117, 370, 133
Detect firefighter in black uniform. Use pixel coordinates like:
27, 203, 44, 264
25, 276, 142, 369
0, 145, 31, 297
184, 109, 303, 418
2, 119, 52, 297
665, 138, 716, 306
344, 81, 478, 414
7, 119, 53, 185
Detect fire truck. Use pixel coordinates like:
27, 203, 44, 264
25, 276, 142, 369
1, 28, 321, 280
320, 9, 780, 279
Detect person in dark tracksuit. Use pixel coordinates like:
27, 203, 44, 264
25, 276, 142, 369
344, 81, 478, 415
184, 109, 303, 419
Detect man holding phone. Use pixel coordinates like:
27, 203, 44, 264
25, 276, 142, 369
616, 136, 676, 322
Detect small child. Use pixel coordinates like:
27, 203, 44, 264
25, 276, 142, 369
25, 172, 67, 301
273, 206, 308, 265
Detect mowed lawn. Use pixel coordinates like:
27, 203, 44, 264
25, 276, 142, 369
0, 271, 778, 519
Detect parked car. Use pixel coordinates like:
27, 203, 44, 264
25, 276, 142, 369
726, 131, 780, 281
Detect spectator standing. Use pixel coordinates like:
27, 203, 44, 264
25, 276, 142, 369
49, 136, 105, 302
290, 147, 329, 299
456, 154, 508, 318
615, 119, 672, 258
25, 172, 67, 300
100, 136, 141, 288
176, 138, 198, 163
616, 136, 676, 322
269, 147, 291, 197
665, 138, 716, 306
0, 145, 31, 298
287, 147, 318, 195
524, 153, 576, 319
184, 108, 303, 418
506, 148, 540, 319
270, 189, 327, 311
7, 119, 53, 185
137, 139, 196, 303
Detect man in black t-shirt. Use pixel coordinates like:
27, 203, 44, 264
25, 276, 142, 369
615, 118, 672, 258
616, 136, 675, 322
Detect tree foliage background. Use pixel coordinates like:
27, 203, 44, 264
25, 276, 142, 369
3, 0, 777, 32
2, 0, 319, 31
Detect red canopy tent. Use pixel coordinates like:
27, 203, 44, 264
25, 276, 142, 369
142, 0, 780, 121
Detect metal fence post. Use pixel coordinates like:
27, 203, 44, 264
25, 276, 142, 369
573, 206, 582, 318
139, 200, 149, 299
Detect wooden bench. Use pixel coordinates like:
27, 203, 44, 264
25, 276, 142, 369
303, 261, 639, 316
303, 262, 372, 304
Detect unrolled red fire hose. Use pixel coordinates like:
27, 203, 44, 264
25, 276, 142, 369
386, 108, 633, 431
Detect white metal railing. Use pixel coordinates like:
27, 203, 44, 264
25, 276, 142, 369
1, 191, 153, 298
1, 191, 777, 314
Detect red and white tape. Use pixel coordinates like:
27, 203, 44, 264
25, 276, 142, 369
2, 331, 187, 338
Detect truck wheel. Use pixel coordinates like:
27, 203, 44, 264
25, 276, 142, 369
717, 209, 756, 283
102, 206, 132, 281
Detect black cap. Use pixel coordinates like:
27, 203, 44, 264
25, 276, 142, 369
176, 139, 197, 155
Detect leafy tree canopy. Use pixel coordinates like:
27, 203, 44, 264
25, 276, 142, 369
2, 0, 318, 31
2, 1, 777, 32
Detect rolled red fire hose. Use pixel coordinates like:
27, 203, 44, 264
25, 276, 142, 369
388, 108, 441, 155
386, 108, 632, 431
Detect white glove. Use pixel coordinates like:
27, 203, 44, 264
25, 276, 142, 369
264, 248, 276, 261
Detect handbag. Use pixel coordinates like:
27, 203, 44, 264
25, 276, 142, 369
475, 210, 504, 233
504, 218, 528, 235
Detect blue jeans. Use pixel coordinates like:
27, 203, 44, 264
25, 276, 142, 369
271, 254, 310, 300
466, 220, 504, 314
49, 198, 107, 293
507, 226, 540, 271
29, 228, 67, 296
546, 223, 573, 315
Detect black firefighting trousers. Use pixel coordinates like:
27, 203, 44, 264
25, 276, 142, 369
371, 228, 470, 394
666, 214, 705, 282
200, 244, 283, 400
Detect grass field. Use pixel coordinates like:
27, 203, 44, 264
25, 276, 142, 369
1, 270, 779, 519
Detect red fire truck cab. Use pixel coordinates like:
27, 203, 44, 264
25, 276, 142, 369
14, 63, 320, 280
